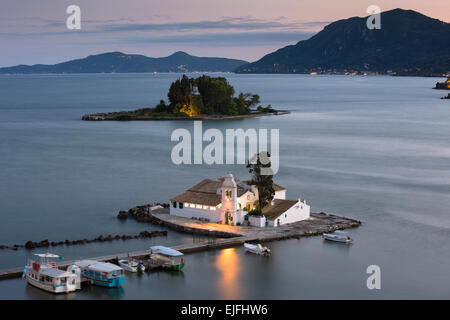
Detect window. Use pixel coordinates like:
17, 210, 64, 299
247, 195, 250, 200
285, 214, 287, 218
172, 202, 176, 208
179, 202, 184, 209
210, 206, 215, 211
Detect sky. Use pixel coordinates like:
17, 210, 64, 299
0, 0, 449, 67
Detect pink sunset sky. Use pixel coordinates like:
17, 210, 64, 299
0, 0, 449, 67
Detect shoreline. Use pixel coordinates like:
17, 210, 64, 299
82, 110, 290, 121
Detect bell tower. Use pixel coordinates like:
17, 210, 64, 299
221, 173, 238, 225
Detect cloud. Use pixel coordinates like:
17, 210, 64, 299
96, 17, 329, 33
116, 30, 315, 46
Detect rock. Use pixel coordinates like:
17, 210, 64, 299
117, 211, 128, 219
139, 231, 152, 238
25, 241, 36, 249
96, 235, 104, 242
37, 240, 49, 247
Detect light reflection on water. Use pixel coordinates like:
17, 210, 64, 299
216, 248, 241, 300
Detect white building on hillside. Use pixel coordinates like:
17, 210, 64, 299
170, 173, 310, 227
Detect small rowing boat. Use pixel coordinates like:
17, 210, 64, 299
244, 243, 271, 256
322, 230, 353, 244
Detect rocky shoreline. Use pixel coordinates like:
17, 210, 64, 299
434, 78, 450, 90
0, 230, 167, 251
117, 203, 362, 239
82, 110, 290, 121
117, 203, 170, 223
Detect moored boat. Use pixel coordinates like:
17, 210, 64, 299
322, 230, 353, 244
244, 243, 271, 256
148, 246, 185, 271
22, 253, 80, 294
74, 260, 125, 287
118, 257, 145, 273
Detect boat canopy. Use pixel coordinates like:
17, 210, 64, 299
75, 260, 123, 272
333, 230, 348, 235
40, 267, 71, 278
150, 246, 184, 257
34, 253, 60, 258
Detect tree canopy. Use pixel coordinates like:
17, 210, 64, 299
159, 74, 261, 116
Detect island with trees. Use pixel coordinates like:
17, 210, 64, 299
82, 75, 289, 121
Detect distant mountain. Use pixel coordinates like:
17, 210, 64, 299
235, 9, 450, 76
0, 51, 248, 74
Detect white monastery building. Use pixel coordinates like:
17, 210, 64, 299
170, 173, 310, 227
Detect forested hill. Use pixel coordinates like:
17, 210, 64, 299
235, 9, 450, 76
0, 51, 248, 74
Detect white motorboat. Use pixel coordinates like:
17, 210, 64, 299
322, 230, 353, 244
118, 258, 145, 273
22, 253, 81, 294
244, 243, 271, 256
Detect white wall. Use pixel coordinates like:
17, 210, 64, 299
234, 210, 248, 226
238, 191, 256, 211
269, 200, 310, 226
249, 215, 266, 228
274, 190, 286, 200
170, 205, 221, 222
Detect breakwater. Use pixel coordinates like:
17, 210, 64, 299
0, 230, 167, 251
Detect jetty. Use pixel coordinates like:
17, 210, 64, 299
0, 211, 360, 280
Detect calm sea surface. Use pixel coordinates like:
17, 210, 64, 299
0, 73, 449, 299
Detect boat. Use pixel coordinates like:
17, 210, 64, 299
244, 243, 271, 256
118, 257, 145, 273
22, 253, 80, 294
148, 246, 185, 271
74, 260, 125, 287
322, 230, 353, 244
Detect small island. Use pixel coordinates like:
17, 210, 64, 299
434, 77, 450, 90
82, 75, 290, 121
